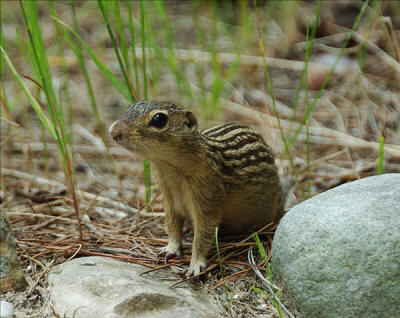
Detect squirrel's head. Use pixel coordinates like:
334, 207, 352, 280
109, 101, 199, 160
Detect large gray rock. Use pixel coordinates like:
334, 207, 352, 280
48, 256, 221, 318
271, 173, 400, 318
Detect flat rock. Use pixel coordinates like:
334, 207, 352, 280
271, 174, 400, 318
48, 256, 222, 318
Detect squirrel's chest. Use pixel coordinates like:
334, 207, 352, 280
156, 170, 199, 218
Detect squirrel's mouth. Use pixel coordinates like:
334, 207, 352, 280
113, 132, 123, 142
109, 120, 126, 143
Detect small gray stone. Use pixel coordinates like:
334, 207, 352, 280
48, 256, 221, 318
271, 174, 400, 318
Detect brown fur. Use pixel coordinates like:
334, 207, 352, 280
110, 101, 284, 276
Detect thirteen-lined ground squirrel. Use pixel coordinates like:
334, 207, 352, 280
109, 101, 284, 276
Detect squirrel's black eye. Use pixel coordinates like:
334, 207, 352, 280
149, 113, 168, 128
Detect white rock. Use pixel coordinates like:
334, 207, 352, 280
48, 256, 222, 318
0, 300, 14, 318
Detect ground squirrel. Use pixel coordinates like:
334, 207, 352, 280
109, 101, 284, 276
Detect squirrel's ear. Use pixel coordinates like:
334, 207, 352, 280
184, 111, 198, 131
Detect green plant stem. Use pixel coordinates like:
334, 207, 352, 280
378, 131, 384, 174
17, 0, 82, 239
127, 1, 141, 100
97, 0, 136, 102
139, 0, 148, 100
140, 0, 152, 208
53, 17, 131, 101
304, 20, 311, 198
287, 0, 370, 151
253, 0, 305, 199
112, 1, 137, 99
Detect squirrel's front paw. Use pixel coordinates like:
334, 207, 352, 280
158, 243, 182, 264
185, 257, 207, 277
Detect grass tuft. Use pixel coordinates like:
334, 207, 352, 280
4, 0, 83, 239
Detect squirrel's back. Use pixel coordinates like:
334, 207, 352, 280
201, 123, 277, 185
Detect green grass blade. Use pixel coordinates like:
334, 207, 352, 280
251, 248, 284, 318
139, 0, 152, 207
1, 45, 56, 139
215, 227, 224, 275
252, 284, 283, 317
20, 0, 64, 150
254, 0, 305, 199
111, 1, 136, 101
53, 17, 131, 102
18, 0, 82, 239
140, 0, 148, 100
127, 0, 141, 100
67, 4, 106, 144
153, 0, 193, 104
378, 131, 384, 174
143, 159, 151, 208
304, 19, 312, 198
289, 1, 321, 138
251, 286, 273, 301
253, 232, 267, 262
48, 0, 73, 145
287, 0, 370, 150
97, 0, 135, 102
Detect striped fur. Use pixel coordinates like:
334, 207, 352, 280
111, 101, 284, 276
201, 123, 274, 181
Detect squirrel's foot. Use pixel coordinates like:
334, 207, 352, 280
158, 243, 182, 264
185, 256, 207, 277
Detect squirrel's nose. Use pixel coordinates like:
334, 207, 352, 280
109, 120, 127, 142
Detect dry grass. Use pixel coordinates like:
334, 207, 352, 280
1, 1, 400, 317
2, 166, 280, 316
